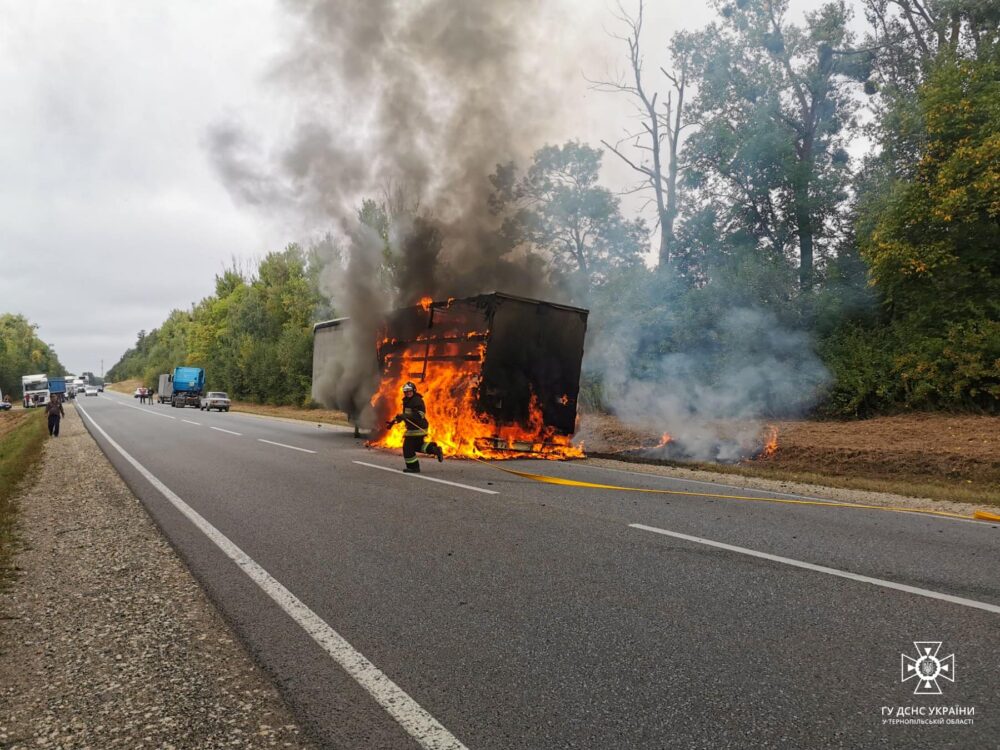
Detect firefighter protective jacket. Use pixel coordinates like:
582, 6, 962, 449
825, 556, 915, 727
396, 392, 429, 437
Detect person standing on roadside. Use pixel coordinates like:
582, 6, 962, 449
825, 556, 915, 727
45, 395, 65, 437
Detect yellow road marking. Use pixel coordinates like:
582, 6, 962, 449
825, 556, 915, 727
470, 458, 996, 524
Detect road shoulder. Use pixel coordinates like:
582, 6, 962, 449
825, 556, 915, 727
0, 406, 314, 748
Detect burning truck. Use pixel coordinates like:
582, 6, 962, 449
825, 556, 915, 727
312, 293, 588, 459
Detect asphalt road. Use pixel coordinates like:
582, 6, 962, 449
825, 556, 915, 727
76, 392, 1000, 749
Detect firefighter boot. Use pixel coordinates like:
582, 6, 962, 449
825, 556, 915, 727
435, 444, 444, 462
404, 461, 421, 474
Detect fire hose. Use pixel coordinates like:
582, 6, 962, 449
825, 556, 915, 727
468, 457, 1000, 524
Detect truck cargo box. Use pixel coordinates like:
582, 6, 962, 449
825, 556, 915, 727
372, 293, 588, 456
158, 373, 174, 403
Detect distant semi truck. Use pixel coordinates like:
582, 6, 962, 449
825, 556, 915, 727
158, 373, 174, 404
170, 366, 204, 408
21, 373, 49, 408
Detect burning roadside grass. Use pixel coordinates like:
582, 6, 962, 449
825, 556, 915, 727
577, 414, 782, 465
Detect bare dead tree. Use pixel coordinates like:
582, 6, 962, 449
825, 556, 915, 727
588, 0, 692, 268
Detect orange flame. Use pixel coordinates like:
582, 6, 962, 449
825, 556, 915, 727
419, 296, 433, 311
760, 425, 778, 458
368, 311, 583, 460
657, 432, 673, 448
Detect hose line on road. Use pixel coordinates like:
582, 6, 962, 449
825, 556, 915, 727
468, 457, 1000, 524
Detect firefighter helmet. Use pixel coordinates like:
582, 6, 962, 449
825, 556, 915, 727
402, 381, 416, 394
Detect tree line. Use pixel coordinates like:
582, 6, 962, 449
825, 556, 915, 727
109, 0, 998, 415
0, 314, 66, 400
107, 247, 331, 404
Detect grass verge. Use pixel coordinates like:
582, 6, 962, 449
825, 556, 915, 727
107, 378, 140, 395
228, 401, 351, 426
0, 410, 48, 588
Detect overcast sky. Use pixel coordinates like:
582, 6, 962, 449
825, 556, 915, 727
1, 1, 842, 377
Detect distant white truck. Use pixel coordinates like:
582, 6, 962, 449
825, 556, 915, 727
21, 373, 49, 408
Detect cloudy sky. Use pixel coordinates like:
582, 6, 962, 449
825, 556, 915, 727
1, 0, 838, 377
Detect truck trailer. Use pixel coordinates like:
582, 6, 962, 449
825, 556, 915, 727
313, 293, 589, 455
373, 293, 588, 453
158, 373, 174, 404
170, 367, 204, 408
48, 377, 67, 401
311, 317, 350, 409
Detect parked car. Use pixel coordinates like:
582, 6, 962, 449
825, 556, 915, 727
84, 385, 99, 397
200, 392, 231, 412
134, 388, 142, 398
0, 399, 11, 411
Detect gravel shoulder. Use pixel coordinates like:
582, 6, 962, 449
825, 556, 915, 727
0, 406, 314, 749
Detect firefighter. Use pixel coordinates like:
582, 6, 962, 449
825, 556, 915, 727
386, 381, 444, 473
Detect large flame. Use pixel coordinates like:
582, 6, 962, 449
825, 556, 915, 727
369, 315, 583, 460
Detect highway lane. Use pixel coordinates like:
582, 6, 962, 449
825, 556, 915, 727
79, 392, 999, 748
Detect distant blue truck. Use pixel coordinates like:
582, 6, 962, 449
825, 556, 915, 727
48, 377, 68, 401
170, 366, 205, 409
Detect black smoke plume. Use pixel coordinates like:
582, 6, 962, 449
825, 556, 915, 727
209, 0, 575, 419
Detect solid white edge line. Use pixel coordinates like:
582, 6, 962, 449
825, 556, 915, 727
76, 403, 467, 750
210, 426, 242, 436
182, 419, 202, 426
353, 460, 499, 496
630, 523, 1000, 615
258, 438, 316, 454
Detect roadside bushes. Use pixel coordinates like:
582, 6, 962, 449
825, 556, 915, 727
819, 319, 1000, 417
